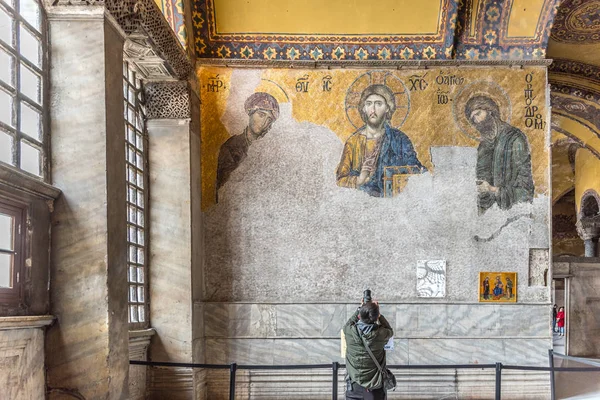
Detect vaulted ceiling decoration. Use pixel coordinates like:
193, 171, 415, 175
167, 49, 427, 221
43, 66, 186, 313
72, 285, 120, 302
455, 0, 559, 59
190, 0, 559, 61
547, 0, 600, 160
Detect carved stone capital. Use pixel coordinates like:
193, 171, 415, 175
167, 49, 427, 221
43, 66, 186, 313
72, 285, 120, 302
144, 81, 190, 120
123, 0, 192, 80
125, 34, 177, 80
576, 216, 600, 241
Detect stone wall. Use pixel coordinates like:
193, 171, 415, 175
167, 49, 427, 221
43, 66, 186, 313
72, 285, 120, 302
198, 65, 552, 398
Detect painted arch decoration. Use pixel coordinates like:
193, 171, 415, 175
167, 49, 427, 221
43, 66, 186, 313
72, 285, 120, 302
154, 0, 188, 48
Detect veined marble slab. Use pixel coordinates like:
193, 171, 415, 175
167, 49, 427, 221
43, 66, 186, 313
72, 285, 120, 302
203, 303, 550, 338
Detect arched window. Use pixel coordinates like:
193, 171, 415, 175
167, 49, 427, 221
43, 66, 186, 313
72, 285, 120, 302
0, 0, 47, 179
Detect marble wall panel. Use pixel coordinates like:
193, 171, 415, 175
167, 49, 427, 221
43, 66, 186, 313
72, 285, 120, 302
46, 13, 129, 399
276, 304, 347, 337
0, 328, 45, 400
567, 263, 600, 357
148, 366, 194, 400
408, 338, 550, 365
148, 119, 193, 362
204, 336, 549, 367
204, 304, 277, 338
203, 366, 550, 399
205, 303, 550, 339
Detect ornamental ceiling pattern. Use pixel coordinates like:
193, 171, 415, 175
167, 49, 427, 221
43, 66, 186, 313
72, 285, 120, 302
551, 0, 600, 43
190, 0, 559, 61
154, 0, 188, 48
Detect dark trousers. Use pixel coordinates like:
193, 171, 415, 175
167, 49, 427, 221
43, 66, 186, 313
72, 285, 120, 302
346, 382, 386, 400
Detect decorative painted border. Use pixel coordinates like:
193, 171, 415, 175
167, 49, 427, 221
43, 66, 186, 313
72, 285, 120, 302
192, 0, 558, 61
550, 0, 600, 43
195, 58, 552, 68
192, 0, 458, 60
550, 58, 600, 84
551, 90, 600, 145
552, 123, 600, 159
455, 0, 560, 59
154, 0, 187, 49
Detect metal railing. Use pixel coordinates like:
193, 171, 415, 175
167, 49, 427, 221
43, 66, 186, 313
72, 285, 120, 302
130, 349, 600, 400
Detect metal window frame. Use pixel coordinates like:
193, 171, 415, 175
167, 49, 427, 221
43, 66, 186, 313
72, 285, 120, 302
0, 198, 26, 304
123, 60, 150, 330
0, 0, 48, 181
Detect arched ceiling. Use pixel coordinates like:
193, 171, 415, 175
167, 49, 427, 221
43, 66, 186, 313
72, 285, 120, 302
189, 0, 559, 61
548, 0, 600, 160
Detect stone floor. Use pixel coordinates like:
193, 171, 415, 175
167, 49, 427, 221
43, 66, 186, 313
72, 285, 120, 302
553, 330, 566, 355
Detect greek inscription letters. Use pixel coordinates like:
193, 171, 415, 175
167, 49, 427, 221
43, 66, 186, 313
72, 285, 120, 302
207, 74, 224, 92
322, 75, 333, 92
435, 71, 464, 86
436, 89, 449, 105
524, 73, 544, 130
408, 73, 428, 91
296, 74, 310, 93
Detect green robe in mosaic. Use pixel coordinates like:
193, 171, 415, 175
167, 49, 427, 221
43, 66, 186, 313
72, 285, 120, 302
476, 121, 534, 213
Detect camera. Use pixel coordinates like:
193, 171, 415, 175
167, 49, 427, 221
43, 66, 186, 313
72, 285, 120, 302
363, 289, 372, 303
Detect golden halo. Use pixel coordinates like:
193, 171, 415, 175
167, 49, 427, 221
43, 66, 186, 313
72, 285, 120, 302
452, 80, 512, 141
345, 71, 410, 130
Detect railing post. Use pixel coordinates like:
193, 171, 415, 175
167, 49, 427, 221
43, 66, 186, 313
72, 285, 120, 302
332, 361, 339, 400
495, 362, 502, 400
549, 349, 556, 400
229, 362, 237, 400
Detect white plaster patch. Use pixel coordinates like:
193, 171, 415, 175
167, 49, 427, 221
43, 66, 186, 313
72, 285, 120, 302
417, 260, 446, 297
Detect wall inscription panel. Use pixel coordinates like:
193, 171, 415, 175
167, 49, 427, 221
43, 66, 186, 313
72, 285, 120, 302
199, 66, 550, 303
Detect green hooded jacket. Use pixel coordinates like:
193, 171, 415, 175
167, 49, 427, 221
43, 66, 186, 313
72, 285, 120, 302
343, 309, 394, 389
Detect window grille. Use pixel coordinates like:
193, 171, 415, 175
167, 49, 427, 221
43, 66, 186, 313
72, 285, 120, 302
123, 61, 149, 328
0, 0, 47, 179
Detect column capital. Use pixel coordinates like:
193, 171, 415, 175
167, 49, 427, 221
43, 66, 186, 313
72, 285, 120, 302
144, 81, 190, 120
576, 215, 600, 241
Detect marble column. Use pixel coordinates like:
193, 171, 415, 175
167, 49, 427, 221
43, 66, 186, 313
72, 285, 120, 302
145, 82, 206, 399
583, 239, 598, 258
45, 7, 129, 399
576, 217, 600, 258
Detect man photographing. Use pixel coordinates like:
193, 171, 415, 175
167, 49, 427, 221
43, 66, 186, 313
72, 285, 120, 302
343, 291, 394, 400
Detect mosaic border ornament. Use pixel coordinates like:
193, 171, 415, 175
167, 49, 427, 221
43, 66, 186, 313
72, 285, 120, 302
192, 0, 459, 60
455, 0, 560, 60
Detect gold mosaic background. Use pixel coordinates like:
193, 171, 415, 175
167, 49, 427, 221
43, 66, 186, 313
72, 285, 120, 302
199, 66, 548, 210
